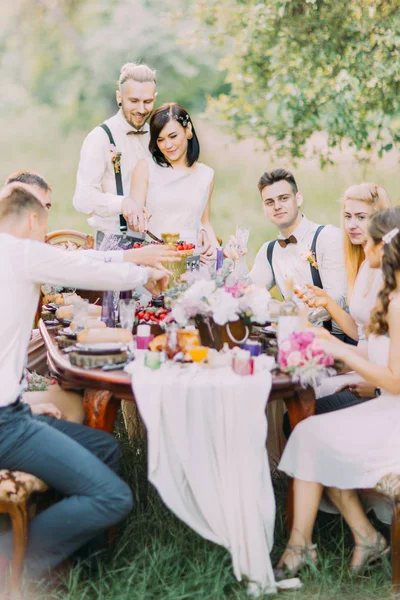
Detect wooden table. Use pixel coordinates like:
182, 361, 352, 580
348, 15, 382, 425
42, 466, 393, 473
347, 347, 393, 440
39, 320, 316, 431
39, 319, 316, 527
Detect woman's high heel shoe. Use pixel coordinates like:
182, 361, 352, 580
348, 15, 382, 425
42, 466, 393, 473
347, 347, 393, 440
274, 543, 318, 581
350, 534, 390, 575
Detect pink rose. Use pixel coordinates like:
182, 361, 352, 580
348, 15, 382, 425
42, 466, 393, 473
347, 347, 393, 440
279, 340, 292, 353
287, 351, 303, 367
321, 354, 334, 367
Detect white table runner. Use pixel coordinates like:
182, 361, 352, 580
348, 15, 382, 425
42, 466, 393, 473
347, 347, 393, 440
127, 359, 277, 595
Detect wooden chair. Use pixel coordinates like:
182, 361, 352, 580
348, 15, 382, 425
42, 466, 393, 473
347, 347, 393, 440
44, 229, 101, 304
371, 474, 400, 591
0, 469, 48, 596
45, 229, 94, 250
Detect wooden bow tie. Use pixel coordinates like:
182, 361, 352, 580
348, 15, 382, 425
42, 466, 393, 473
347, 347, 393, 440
127, 130, 147, 135
278, 235, 297, 248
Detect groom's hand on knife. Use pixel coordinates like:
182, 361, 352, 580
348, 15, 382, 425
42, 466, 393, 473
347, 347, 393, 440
121, 198, 149, 232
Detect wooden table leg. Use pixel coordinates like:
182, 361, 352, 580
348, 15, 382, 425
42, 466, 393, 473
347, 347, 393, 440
83, 389, 121, 433
282, 385, 316, 531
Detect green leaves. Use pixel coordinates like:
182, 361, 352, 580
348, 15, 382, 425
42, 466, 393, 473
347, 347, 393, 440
191, 0, 400, 165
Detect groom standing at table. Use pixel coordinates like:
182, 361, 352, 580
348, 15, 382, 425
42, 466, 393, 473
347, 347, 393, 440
73, 62, 157, 248
226, 168, 347, 339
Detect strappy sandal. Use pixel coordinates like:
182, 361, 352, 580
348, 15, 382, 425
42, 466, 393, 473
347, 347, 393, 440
274, 543, 318, 581
350, 534, 390, 575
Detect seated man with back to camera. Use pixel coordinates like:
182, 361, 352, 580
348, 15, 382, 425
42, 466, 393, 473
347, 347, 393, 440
6, 170, 180, 424
0, 183, 169, 586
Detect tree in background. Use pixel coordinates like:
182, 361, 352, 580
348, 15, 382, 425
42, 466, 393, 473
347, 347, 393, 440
189, 0, 400, 165
0, 0, 228, 128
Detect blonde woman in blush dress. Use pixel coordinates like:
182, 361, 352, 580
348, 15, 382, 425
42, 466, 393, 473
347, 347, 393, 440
275, 207, 400, 580
294, 183, 391, 413
126, 102, 218, 259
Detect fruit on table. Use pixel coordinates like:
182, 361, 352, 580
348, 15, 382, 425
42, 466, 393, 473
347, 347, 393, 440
132, 240, 195, 251
136, 306, 169, 325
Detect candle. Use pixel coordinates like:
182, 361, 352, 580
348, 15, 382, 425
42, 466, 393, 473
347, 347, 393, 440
232, 350, 254, 376
144, 351, 161, 370
136, 324, 153, 350
241, 340, 262, 357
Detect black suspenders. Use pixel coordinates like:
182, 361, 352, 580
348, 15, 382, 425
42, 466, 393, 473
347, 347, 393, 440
266, 225, 332, 330
99, 123, 128, 235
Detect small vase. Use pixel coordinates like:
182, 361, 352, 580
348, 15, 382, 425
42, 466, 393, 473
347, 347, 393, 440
101, 290, 115, 328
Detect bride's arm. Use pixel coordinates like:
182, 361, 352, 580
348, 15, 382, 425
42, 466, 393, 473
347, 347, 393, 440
199, 178, 218, 255
125, 159, 149, 233
320, 297, 400, 394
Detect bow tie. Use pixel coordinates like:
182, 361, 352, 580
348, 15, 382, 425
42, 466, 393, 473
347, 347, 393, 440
127, 129, 148, 135
278, 235, 297, 248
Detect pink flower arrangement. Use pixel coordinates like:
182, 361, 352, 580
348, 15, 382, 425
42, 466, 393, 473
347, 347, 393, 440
278, 331, 335, 388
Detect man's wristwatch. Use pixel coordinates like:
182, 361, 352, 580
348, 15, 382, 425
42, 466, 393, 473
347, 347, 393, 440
375, 387, 381, 397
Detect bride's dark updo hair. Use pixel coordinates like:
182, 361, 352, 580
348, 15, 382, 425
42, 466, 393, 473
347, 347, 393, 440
368, 206, 400, 336
149, 102, 200, 168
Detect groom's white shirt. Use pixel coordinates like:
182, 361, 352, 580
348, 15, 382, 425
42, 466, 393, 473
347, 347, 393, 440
73, 110, 150, 235
250, 216, 347, 331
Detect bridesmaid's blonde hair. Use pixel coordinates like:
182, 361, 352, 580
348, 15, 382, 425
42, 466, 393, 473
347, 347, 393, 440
342, 183, 391, 297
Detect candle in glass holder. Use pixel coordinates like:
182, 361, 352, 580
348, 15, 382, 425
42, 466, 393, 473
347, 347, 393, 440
240, 339, 262, 357
232, 350, 254, 376
144, 351, 161, 370
136, 324, 154, 350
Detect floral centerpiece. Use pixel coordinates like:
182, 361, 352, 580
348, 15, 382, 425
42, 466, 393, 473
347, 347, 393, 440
167, 259, 271, 348
278, 331, 335, 388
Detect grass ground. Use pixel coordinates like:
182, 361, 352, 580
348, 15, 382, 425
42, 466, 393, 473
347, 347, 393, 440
28, 417, 393, 600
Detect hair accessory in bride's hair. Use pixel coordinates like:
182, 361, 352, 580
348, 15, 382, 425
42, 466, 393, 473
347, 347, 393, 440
173, 113, 190, 127
382, 227, 399, 245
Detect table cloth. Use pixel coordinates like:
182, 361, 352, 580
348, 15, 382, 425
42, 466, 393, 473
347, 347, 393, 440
127, 358, 278, 595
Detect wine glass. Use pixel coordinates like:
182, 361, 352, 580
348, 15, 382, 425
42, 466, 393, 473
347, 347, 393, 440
119, 299, 137, 333
72, 299, 89, 331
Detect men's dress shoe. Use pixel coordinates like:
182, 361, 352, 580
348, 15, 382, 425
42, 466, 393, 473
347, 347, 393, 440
277, 235, 297, 248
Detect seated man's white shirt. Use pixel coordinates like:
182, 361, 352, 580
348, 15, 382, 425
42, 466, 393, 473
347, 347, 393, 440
72, 110, 150, 235
0, 233, 148, 408
250, 216, 347, 332
85, 249, 124, 263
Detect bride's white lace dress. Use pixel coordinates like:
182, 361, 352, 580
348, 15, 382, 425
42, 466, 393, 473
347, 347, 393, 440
279, 334, 400, 492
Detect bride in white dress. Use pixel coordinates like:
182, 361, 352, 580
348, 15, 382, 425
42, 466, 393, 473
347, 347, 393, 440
275, 207, 400, 580
127, 102, 218, 258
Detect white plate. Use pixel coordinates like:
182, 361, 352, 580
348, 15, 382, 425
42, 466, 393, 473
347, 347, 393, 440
75, 342, 126, 355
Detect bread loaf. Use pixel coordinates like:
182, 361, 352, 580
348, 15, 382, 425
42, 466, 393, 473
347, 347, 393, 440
77, 328, 133, 343
56, 304, 102, 320
70, 318, 106, 331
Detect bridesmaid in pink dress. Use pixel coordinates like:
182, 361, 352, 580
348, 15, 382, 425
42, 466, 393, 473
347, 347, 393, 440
275, 207, 400, 580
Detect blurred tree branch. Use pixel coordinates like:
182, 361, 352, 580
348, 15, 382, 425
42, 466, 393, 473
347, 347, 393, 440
188, 0, 400, 166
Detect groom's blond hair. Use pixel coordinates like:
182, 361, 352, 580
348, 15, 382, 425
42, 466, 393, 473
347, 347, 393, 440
118, 63, 156, 89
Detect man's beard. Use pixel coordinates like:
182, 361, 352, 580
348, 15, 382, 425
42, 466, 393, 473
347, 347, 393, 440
121, 105, 149, 130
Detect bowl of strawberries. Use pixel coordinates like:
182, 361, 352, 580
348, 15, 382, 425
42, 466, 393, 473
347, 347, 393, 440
134, 305, 170, 337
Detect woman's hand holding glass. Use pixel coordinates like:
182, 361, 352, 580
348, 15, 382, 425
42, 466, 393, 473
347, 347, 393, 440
295, 283, 330, 309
